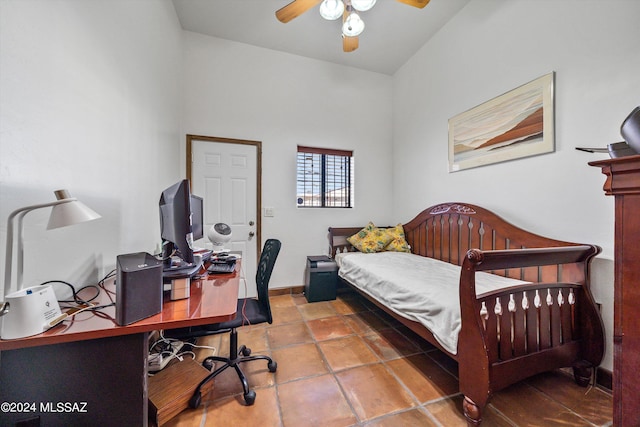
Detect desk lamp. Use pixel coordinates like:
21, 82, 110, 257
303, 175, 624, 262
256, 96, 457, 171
0, 189, 101, 339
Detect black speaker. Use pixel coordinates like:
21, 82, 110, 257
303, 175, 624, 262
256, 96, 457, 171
116, 252, 163, 326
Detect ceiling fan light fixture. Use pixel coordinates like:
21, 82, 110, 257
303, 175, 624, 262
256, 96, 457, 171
342, 11, 364, 37
319, 0, 345, 20
351, 0, 376, 12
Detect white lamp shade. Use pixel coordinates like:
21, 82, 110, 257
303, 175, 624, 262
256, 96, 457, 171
47, 199, 101, 230
351, 0, 376, 12
342, 12, 365, 37
319, 0, 344, 20
3, 188, 101, 299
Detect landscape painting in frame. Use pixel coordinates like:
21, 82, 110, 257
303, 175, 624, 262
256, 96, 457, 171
448, 72, 555, 172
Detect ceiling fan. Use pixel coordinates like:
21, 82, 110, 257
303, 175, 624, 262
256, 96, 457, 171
276, 0, 430, 53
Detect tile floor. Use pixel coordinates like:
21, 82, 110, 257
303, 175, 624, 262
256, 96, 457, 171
163, 291, 612, 427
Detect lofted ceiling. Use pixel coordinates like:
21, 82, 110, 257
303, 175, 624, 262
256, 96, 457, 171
172, 0, 470, 75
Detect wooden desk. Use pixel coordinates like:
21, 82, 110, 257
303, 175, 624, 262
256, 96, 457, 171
0, 264, 240, 427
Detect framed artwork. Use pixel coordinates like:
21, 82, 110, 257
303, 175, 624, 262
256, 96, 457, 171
448, 72, 555, 172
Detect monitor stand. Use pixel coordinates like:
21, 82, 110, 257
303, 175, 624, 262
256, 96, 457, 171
162, 261, 202, 300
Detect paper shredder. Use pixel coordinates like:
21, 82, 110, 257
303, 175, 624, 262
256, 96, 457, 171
304, 256, 338, 303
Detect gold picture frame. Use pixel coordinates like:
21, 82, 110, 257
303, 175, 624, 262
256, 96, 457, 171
448, 72, 555, 172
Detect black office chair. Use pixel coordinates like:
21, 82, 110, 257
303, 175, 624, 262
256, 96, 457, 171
168, 239, 281, 408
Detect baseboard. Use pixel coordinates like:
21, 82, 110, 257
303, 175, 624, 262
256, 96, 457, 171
268, 283, 354, 298
596, 366, 612, 391
268, 286, 304, 296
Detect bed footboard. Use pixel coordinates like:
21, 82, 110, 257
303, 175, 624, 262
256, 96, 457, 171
458, 245, 604, 426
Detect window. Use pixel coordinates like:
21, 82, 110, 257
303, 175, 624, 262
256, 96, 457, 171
296, 146, 354, 208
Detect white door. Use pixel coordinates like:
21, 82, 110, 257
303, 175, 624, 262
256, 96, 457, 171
190, 139, 259, 298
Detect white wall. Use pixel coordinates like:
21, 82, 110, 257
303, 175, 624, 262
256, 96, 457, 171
0, 0, 183, 293
393, 0, 640, 371
181, 32, 394, 289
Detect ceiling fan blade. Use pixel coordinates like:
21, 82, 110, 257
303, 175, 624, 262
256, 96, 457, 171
276, 0, 322, 23
341, 7, 358, 52
396, 0, 431, 8
343, 35, 359, 52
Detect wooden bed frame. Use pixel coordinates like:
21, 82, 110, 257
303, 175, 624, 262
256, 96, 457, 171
328, 202, 604, 426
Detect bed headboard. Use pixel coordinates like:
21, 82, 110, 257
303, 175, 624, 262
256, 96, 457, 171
328, 202, 594, 284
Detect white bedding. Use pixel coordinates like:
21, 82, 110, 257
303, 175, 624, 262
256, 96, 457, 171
336, 251, 528, 354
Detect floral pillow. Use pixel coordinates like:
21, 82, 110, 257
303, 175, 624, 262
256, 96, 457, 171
347, 222, 393, 253
384, 224, 411, 253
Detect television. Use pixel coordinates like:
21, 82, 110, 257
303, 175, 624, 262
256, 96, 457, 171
159, 179, 196, 271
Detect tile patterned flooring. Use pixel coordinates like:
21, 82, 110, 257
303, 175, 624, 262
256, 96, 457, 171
164, 292, 612, 427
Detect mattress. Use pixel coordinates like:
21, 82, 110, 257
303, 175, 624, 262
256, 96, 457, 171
336, 251, 527, 354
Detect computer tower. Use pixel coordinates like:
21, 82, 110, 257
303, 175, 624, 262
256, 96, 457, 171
116, 252, 163, 326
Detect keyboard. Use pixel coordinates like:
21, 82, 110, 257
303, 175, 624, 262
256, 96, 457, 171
207, 260, 236, 274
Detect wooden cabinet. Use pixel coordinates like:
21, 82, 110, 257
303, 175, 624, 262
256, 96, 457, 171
590, 155, 640, 426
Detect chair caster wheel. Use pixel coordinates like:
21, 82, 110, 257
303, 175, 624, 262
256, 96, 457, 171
268, 361, 277, 372
244, 390, 256, 405
203, 359, 214, 371
241, 347, 251, 357
189, 392, 202, 409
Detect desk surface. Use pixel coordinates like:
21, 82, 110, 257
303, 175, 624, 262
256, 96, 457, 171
0, 264, 240, 351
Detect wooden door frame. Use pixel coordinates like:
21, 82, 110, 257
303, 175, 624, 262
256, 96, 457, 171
186, 134, 262, 259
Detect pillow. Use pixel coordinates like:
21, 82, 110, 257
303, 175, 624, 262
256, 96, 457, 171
347, 222, 393, 253
384, 224, 411, 253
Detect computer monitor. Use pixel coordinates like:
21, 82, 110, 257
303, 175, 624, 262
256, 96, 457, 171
159, 179, 195, 269
190, 194, 204, 241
